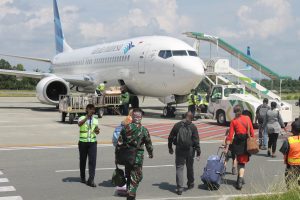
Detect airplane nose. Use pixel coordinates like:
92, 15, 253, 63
179, 59, 205, 79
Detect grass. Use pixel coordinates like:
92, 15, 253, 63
235, 189, 300, 200
0, 90, 35, 97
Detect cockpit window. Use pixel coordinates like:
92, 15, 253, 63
172, 50, 187, 56
158, 50, 172, 59
188, 51, 198, 57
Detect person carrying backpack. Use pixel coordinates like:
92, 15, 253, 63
255, 98, 270, 150
168, 111, 201, 195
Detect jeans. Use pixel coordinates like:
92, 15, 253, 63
259, 124, 268, 147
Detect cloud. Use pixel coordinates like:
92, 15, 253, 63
0, 0, 21, 19
219, 0, 294, 39
79, 0, 192, 42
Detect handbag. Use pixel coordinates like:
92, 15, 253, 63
245, 122, 259, 155
112, 165, 126, 187
238, 118, 259, 154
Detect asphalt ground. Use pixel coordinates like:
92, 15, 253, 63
0, 97, 298, 200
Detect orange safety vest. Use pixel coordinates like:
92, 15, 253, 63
287, 136, 300, 166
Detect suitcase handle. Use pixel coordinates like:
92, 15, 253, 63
217, 146, 225, 162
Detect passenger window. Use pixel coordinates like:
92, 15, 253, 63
172, 50, 187, 56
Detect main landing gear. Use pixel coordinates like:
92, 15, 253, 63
162, 104, 176, 118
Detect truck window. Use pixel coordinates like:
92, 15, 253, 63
224, 88, 244, 97
211, 87, 222, 100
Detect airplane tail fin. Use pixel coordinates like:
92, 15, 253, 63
53, 0, 72, 54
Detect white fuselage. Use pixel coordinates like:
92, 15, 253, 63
52, 36, 205, 97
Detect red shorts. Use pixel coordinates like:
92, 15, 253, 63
237, 154, 249, 164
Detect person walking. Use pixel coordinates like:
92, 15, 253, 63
187, 89, 197, 117
78, 104, 100, 187
263, 102, 287, 157
120, 86, 130, 116
280, 119, 300, 189
168, 111, 201, 195
223, 129, 238, 175
224, 105, 254, 190
255, 98, 270, 150
117, 108, 153, 200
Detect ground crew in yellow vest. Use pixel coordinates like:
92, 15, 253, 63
120, 86, 130, 116
280, 119, 300, 189
187, 89, 197, 117
78, 104, 100, 187
95, 82, 106, 96
199, 93, 209, 113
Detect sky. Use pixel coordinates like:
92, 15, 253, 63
0, 0, 299, 78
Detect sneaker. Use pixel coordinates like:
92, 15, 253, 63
236, 177, 243, 190
267, 151, 271, 157
232, 167, 237, 175
261, 146, 267, 150
80, 178, 86, 184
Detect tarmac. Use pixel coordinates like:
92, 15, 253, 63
0, 97, 298, 200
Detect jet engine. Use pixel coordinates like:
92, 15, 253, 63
36, 76, 69, 105
158, 94, 188, 105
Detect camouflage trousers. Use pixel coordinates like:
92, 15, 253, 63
125, 165, 143, 197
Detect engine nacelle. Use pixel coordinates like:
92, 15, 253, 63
36, 76, 69, 105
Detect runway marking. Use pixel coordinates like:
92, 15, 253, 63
0, 178, 9, 183
0, 197, 23, 200
55, 164, 174, 173
0, 186, 16, 192
139, 192, 284, 200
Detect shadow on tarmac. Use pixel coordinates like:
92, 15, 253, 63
62, 177, 82, 183
152, 182, 177, 194
98, 180, 114, 188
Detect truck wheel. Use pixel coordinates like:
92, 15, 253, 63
69, 113, 75, 124
217, 111, 226, 125
98, 108, 104, 118
61, 112, 67, 122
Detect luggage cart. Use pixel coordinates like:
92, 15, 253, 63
59, 94, 121, 124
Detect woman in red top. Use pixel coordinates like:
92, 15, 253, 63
224, 105, 254, 190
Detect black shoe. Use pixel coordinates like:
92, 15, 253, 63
127, 196, 136, 200
176, 188, 183, 195
86, 179, 96, 187
80, 178, 86, 184
236, 177, 243, 190
267, 151, 271, 157
187, 183, 194, 190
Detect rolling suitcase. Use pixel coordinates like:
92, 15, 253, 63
201, 147, 225, 190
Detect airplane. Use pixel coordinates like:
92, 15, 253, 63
0, 0, 206, 117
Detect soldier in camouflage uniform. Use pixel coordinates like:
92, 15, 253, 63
117, 108, 153, 200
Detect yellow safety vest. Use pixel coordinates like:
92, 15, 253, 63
79, 116, 98, 142
287, 136, 300, 165
97, 83, 105, 92
188, 94, 196, 106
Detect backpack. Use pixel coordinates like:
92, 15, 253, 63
258, 105, 269, 123
112, 124, 123, 147
176, 122, 193, 150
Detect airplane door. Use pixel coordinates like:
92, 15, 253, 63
138, 45, 150, 73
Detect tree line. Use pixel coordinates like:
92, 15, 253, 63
0, 59, 38, 90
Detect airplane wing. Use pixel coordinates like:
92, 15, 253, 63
0, 69, 95, 87
0, 53, 51, 63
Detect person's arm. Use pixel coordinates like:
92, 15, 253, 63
191, 124, 201, 157
144, 128, 153, 158
168, 123, 178, 149
255, 106, 261, 124
262, 111, 268, 129
278, 112, 286, 130
224, 121, 235, 152
249, 117, 255, 137
78, 116, 88, 127
279, 139, 289, 155
117, 127, 126, 146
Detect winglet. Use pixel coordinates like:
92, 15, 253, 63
53, 0, 72, 54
